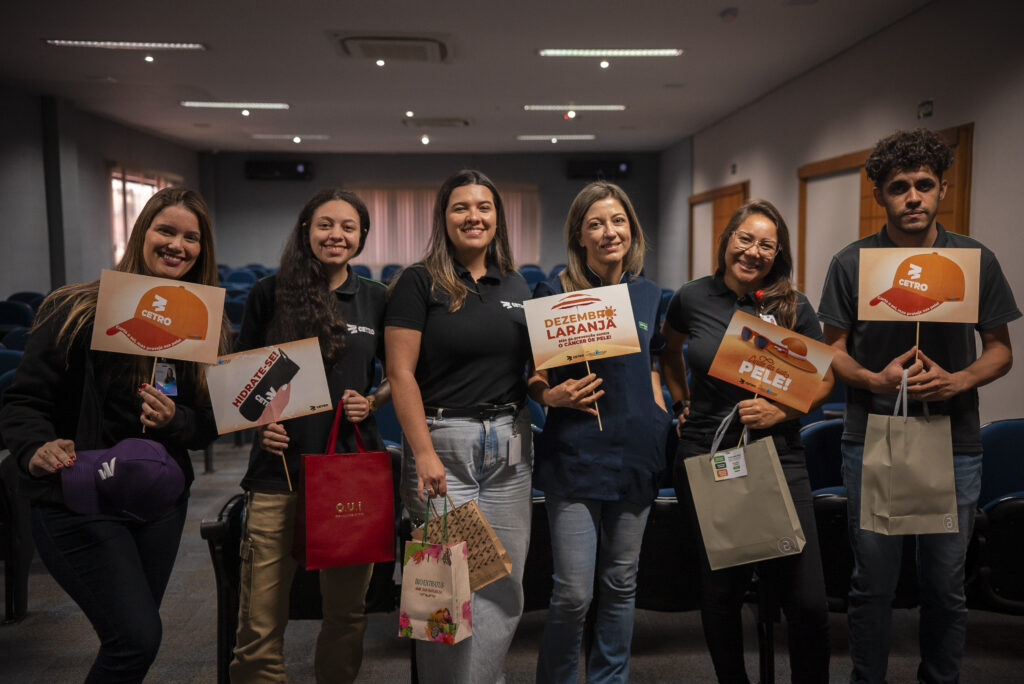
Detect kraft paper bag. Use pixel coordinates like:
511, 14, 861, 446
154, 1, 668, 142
685, 406, 806, 571
860, 370, 958, 535
399, 501, 472, 645
411, 495, 512, 592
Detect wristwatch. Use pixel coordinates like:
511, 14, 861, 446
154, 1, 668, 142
672, 399, 691, 416
367, 394, 377, 414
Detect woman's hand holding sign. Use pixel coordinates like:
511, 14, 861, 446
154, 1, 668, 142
139, 383, 177, 429
259, 422, 290, 456
737, 397, 793, 430
537, 372, 605, 415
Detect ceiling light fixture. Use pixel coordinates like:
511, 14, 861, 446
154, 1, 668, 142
421, 135, 430, 145
600, 60, 610, 69
293, 136, 302, 144
566, 111, 576, 119
376, 59, 386, 67
405, 110, 415, 118
144, 55, 154, 63
523, 105, 625, 112
538, 48, 682, 58
251, 134, 329, 141
517, 134, 595, 142
241, 109, 250, 117
181, 101, 290, 110
45, 40, 207, 50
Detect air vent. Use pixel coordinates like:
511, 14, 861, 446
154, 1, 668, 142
334, 35, 448, 63
402, 118, 469, 129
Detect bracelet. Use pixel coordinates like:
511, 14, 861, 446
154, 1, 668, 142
672, 399, 691, 415
367, 394, 377, 414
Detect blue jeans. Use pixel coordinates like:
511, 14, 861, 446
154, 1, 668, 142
536, 494, 650, 684
401, 409, 533, 684
841, 441, 981, 684
31, 498, 188, 683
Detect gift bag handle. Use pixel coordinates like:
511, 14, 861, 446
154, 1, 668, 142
423, 494, 449, 544
708, 404, 749, 457
892, 369, 930, 423
323, 398, 369, 454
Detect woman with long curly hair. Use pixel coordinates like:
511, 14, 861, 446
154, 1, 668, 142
661, 199, 833, 683
0, 187, 229, 682
385, 169, 533, 683
229, 188, 390, 683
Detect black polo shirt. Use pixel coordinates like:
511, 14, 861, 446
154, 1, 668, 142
237, 269, 387, 493
817, 224, 1020, 451
384, 261, 531, 408
664, 274, 824, 454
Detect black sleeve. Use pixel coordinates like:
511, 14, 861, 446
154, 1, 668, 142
663, 285, 691, 336
817, 254, 855, 331
237, 277, 274, 352
149, 381, 218, 452
793, 293, 825, 342
384, 266, 431, 331
977, 249, 1021, 331
0, 300, 79, 476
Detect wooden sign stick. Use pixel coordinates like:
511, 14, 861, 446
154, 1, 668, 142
585, 360, 603, 432
142, 358, 158, 434
915, 321, 921, 363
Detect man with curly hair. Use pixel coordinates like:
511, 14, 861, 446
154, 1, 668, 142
818, 128, 1019, 683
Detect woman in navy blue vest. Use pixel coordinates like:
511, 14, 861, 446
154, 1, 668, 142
530, 181, 671, 683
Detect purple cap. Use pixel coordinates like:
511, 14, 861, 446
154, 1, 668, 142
61, 439, 185, 521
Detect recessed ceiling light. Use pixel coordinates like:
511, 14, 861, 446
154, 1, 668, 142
551, 138, 558, 144
523, 105, 626, 112
143, 55, 154, 63
600, 60, 610, 69
376, 59, 386, 67
45, 40, 207, 50
517, 134, 595, 142
251, 134, 329, 141
421, 135, 430, 145
241, 109, 250, 117
293, 136, 302, 144
566, 111, 576, 119
405, 110, 415, 118
181, 101, 290, 110
538, 48, 682, 58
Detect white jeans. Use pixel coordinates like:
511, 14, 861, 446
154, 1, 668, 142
401, 409, 534, 684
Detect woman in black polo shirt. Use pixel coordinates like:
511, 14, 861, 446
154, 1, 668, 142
661, 199, 832, 683
230, 188, 390, 683
385, 169, 533, 683
530, 181, 671, 683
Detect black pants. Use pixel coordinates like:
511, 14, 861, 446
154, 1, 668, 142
674, 435, 830, 684
31, 498, 188, 683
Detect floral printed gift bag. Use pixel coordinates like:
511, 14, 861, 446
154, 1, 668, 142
398, 499, 472, 644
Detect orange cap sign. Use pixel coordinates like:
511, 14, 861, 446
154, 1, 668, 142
106, 285, 209, 351
858, 248, 980, 323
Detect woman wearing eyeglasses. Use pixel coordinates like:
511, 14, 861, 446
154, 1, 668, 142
660, 199, 833, 683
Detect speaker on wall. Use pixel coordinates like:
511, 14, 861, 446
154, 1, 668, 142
566, 159, 631, 180
244, 160, 313, 180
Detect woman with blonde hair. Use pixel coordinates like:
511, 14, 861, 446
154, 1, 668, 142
385, 169, 534, 683
0, 187, 229, 682
531, 180, 671, 683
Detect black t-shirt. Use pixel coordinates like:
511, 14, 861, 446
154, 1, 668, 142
384, 261, 531, 408
817, 225, 1020, 451
664, 274, 824, 453
237, 270, 386, 493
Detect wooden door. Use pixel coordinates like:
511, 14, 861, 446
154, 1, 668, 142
689, 181, 749, 279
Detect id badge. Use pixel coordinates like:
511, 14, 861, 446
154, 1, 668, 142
712, 447, 748, 481
759, 313, 777, 325
508, 423, 523, 466
153, 361, 178, 397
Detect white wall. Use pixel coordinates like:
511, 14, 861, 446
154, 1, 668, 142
657, 137, 693, 290
686, 0, 1024, 423
804, 171, 860, 300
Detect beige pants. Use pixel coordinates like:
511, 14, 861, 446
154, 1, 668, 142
230, 491, 373, 684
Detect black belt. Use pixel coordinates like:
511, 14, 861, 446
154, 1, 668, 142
423, 403, 521, 420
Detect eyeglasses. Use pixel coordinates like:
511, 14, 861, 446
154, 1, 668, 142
741, 326, 772, 350
732, 231, 779, 257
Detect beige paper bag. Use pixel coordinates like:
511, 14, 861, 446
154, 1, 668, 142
685, 406, 806, 571
860, 371, 958, 535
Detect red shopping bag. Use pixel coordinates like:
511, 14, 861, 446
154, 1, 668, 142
293, 400, 395, 569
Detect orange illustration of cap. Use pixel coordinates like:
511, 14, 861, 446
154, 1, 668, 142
106, 285, 208, 351
870, 252, 965, 317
